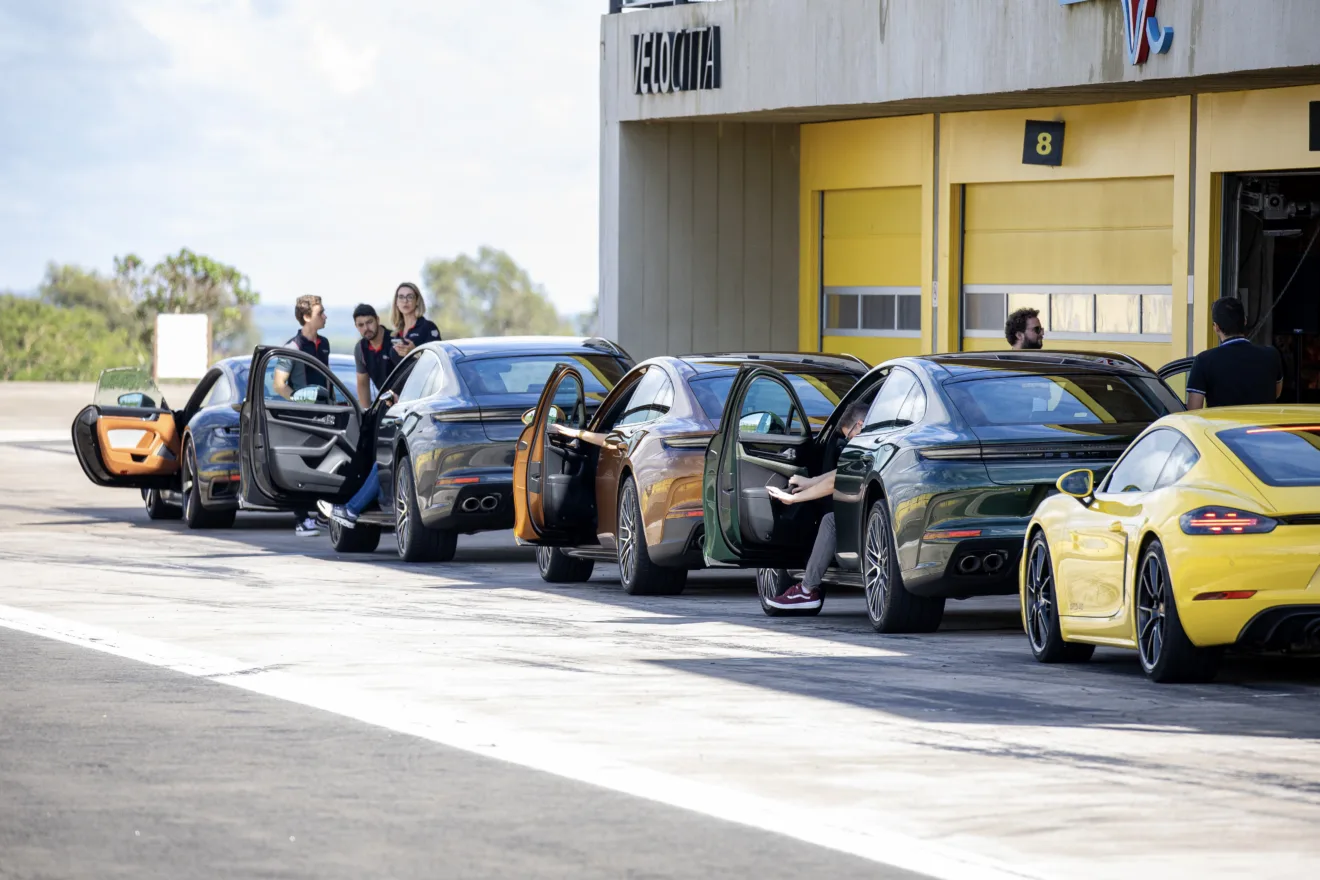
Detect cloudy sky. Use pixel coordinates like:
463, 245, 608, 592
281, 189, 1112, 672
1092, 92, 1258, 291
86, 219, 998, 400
0, 0, 603, 314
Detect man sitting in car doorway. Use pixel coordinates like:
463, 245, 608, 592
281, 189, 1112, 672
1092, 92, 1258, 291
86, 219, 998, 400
762, 401, 869, 611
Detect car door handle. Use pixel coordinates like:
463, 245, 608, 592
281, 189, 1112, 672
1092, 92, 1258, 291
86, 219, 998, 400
1108, 521, 1124, 533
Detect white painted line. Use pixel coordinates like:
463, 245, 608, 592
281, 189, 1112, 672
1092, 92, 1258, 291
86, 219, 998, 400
0, 604, 1038, 880
0, 430, 69, 444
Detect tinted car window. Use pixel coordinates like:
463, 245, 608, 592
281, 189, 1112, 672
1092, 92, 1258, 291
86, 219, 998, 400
1155, 435, 1200, 489
1104, 429, 1182, 494
945, 373, 1162, 427
1217, 425, 1320, 487
205, 373, 234, 407
398, 352, 441, 403
739, 376, 806, 437
690, 370, 857, 427
897, 382, 927, 425
618, 367, 675, 427
865, 369, 918, 427
457, 355, 626, 403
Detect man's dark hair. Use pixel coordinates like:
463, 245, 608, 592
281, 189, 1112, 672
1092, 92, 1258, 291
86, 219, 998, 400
841, 401, 868, 427
1005, 307, 1040, 346
1212, 297, 1247, 336
353, 303, 378, 321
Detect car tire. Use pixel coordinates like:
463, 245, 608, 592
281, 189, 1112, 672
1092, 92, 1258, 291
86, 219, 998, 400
142, 487, 181, 521
1023, 532, 1095, 664
329, 516, 382, 554
617, 476, 686, 596
182, 438, 236, 530
1137, 540, 1221, 683
757, 567, 822, 617
537, 546, 594, 583
394, 455, 457, 563
862, 499, 944, 633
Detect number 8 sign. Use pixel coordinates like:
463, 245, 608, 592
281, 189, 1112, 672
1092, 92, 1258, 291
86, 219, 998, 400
1023, 120, 1066, 167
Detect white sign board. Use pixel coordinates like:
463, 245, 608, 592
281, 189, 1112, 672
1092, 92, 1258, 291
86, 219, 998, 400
154, 313, 211, 380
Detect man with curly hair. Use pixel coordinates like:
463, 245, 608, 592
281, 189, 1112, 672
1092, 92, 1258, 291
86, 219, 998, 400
1006, 307, 1044, 350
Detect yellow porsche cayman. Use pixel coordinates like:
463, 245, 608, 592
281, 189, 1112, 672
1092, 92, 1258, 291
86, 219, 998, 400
1020, 407, 1320, 683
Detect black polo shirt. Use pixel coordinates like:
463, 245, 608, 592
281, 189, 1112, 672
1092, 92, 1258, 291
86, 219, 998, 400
397, 316, 441, 348
277, 331, 331, 395
355, 329, 401, 391
1186, 337, 1282, 408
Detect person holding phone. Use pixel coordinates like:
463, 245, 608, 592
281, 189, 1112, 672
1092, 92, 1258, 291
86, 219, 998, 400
389, 282, 441, 359
762, 401, 868, 611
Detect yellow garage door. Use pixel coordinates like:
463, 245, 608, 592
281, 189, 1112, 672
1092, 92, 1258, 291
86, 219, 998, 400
961, 177, 1175, 359
821, 186, 923, 365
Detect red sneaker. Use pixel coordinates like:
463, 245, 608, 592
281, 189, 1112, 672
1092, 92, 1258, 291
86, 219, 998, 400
766, 582, 823, 610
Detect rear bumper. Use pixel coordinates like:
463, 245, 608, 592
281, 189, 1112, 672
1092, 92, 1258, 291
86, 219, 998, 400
903, 528, 1029, 599
421, 475, 514, 532
649, 516, 705, 569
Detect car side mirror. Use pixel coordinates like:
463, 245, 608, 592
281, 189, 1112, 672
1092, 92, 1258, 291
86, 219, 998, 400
117, 392, 151, 408
1056, 469, 1095, 499
521, 408, 537, 426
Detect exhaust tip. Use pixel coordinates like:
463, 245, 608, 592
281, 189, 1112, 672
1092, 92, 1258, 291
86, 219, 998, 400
460, 497, 481, 513
982, 551, 1008, 574
479, 495, 499, 511
957, 554, 982, 575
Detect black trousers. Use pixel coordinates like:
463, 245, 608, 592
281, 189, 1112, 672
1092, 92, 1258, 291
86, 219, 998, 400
803, 512, 836, 589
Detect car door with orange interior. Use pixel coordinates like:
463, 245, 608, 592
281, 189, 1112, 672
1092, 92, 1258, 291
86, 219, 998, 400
72, 368, 182, 490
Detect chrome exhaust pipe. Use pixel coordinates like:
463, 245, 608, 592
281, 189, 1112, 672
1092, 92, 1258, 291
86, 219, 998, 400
982, 552, 1008, 575
479, 495, 499, 511
460, 497, 481, 513
957, 554, 982, 575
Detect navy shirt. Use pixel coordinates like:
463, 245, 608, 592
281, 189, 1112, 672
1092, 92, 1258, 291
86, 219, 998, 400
1186, 337, 1282, 408
396, 316, 441, 349
355, 329, 402, 392
277, 331, 331, 395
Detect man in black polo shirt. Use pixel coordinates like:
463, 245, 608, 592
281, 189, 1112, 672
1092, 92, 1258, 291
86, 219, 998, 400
351, 304, 399, 408
273, 295, 331, 537
1186, 298, 1283, 410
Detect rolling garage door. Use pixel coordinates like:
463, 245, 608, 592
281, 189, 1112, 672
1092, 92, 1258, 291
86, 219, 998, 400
960, 177, 1174, 349
820, 186, 923, 364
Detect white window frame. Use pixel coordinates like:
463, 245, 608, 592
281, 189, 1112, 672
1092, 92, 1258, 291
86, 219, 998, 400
961, 284, 1174, 344
822, 285, 923, 338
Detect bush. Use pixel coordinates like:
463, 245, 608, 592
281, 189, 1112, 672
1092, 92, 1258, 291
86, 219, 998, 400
0, 294, 146, 381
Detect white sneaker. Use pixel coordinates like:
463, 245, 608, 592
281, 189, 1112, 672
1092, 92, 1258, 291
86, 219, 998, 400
295, 517, 321, 537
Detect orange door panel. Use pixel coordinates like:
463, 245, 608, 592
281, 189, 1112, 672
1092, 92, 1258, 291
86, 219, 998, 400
513, 423, 537, 541
95, 413, 181, 478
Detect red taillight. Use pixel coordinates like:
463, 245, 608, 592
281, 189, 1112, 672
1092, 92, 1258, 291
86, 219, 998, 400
1180, 506, 1277, 535
436, 477, 481, 486
923, 529, 983, 541
666, 508, 704, 519
1193, 591, 1258, 601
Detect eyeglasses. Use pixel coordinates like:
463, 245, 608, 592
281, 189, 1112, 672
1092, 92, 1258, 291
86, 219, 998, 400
396, 292, 418, 302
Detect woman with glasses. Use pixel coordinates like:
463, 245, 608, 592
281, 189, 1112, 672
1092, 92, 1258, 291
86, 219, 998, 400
389, 282, 441, 358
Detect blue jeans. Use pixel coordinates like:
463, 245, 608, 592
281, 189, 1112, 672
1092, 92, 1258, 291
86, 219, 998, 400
346, 464, 382, 516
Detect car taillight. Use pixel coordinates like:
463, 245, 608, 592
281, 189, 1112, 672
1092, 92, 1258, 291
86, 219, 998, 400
1179, 506, 1277, 535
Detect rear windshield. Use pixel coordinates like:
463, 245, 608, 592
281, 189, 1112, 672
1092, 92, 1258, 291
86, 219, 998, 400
944, 373, 1165, 427
1217, 425, 1320, 487
690, 371, 859, 427
456, 355, 628, 402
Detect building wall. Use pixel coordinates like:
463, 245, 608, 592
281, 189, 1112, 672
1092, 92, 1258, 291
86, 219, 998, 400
601, 121, 800, 359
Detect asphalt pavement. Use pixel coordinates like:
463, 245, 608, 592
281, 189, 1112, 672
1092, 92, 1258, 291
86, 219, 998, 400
3, 384, 1320, 879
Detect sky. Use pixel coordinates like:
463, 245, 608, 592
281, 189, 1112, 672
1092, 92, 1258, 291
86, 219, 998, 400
0, 0, 603, 315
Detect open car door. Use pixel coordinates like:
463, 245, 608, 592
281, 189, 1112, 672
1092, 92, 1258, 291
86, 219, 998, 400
238, 346, 367, 511
702, 366, 821, 568
71, 368, 181, 489
1158, 357, 1193, 405
513, 365, 596, 544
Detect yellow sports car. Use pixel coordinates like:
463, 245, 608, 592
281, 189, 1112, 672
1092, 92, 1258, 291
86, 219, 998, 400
1020, 407, 1320, 683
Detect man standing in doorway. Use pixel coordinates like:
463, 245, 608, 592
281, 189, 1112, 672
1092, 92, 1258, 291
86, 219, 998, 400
273, 295, 331, 537
1006, 308, 1045, 351
1186, 298, 1283, 410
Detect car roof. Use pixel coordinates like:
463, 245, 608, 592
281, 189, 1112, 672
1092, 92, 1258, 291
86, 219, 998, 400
438, 336, 630, 360
671, 352, 869, 376
216, 353, 355, 370
1161, 406, 1320, 433
914, 350, 1155, 380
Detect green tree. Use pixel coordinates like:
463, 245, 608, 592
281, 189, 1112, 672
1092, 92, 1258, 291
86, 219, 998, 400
39, 263, 136, 333
421, 246, 572, 339
115, 249, 260, 356
0, 294, 144, 381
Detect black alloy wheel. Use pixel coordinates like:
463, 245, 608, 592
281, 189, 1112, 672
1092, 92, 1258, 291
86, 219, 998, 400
1136, 541, 1220, 683
537, 546, 594, 583
617, 476, 685, 596
393, 455, 457, 563
757, 567, 821, 617
329, 515, 381, 554
142, 486, 180, 521
1024, 532, 1094, 663
862, 499, 943, 633
182, 438, 235, 529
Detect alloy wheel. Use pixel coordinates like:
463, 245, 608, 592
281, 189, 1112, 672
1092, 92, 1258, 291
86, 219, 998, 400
395, 468, 411, 556
1025, 540, 1055, 654
1137, 552, 1167, 670
863, 508, 891, 622
618, 483, 638, 587
144, 488, 158, 513
183, 443, 196, 519
537, 546, 553, 575
757, 568, 781, 605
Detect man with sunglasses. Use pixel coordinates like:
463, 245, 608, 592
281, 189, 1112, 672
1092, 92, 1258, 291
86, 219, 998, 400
1006, 307, 1044, 351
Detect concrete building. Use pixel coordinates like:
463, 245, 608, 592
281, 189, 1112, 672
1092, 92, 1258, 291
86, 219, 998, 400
599, 0, 1320, 401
